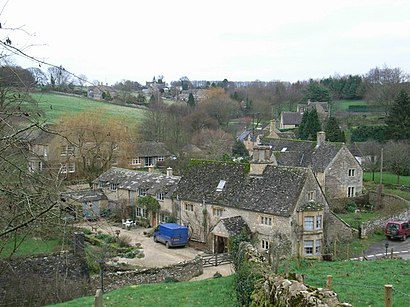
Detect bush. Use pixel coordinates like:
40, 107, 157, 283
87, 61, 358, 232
346, 201, 357, 213
118, 235, 132, 247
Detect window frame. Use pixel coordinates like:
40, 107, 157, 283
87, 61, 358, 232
261, 239, 270, 251
260, 216, 272, 226
185, 203, 194, 212
304, 240, 314, 256
304, 216, 314, 231
348, 168, 355, 177
348, 186, 355, 197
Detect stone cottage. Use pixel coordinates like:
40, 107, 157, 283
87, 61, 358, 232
93, 167, 179, 226
174, 161, 352, 258
262, 131, 363, 199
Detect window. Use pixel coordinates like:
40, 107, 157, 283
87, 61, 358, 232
315, 240, 321, 255
348, 169, 355, 177
60, 164, 67, 173
138, 188, 148, 197
156, 192, 164, 201
157, 156, 164, 162
28, 161, 34, 172
136, 207, 147, 218
67, 162, 75, 173
185, 203, 194, 212
145, 157, 153, 166
159, 213, 168, 223
304, 216, 314, 230
348, 186, 355, 197
61, 145, 75, 156
110, 183, 119, 191
43, 146, 48, 157
212, 208, 223, 217
316, 215, 322, 230
260, 216, 272, 226
307, 191, 314, 201
304, 240, 314, 256
38, 161, 43, 172
261, 240, 270, 251
131, 158, 141, 165
98, 181, 104, 188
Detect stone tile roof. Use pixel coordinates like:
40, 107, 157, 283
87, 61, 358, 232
262, 139, 344, 172
218, 216, 250, 236
136, 142, 172, 157
281, 112, 302, 125
94, 167, 180, 198
61, 189, 108, 202
175, 162, 309, 217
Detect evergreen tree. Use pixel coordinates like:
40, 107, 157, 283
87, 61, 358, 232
298, 109, 321, 140
232, 140, 249, 158
187, 93, 195, 107
385, 90, 410, 140
304, 81, 332, 102
325, 117, 344, 142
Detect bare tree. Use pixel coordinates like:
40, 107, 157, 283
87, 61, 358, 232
27, 67, 48, 85
383, 141, 410, 185
47, 66, 72, 87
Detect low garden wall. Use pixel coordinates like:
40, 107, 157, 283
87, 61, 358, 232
90, 256, 203, 292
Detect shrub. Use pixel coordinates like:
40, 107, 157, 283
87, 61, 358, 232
346, 201, 357, 213
118, 235, 132, 247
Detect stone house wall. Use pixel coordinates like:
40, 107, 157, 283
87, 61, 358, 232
324, 146, 363, 199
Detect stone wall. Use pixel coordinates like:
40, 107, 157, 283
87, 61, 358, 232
0, 251, 90, 306
90, 256, 203, 292
325, 212, 355, 244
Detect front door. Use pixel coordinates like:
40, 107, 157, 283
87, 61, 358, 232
151, 212, 157, 227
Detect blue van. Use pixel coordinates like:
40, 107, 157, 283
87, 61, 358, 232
153, 223, 189, 248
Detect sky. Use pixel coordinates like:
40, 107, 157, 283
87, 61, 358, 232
2, 0, 410, 85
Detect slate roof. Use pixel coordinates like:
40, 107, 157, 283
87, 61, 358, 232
281, 112, 302, 125
217, 216, 250, 236
262, 138, 344, 172
175, 162, 310, 217
61, 189, 108, 202
136, 142, 172, 157
94, 167, 180, 198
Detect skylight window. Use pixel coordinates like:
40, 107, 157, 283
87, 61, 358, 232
216, 180, 226, 192
280, 147, 287, 152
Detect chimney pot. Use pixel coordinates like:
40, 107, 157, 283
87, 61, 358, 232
166, 167, 173, 177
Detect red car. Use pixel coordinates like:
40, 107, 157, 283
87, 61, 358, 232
385, 221, 410, 240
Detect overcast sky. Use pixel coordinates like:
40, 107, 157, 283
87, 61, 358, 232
2, 0, 410, 85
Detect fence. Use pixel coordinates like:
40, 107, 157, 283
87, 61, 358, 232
201, 253, 232, 267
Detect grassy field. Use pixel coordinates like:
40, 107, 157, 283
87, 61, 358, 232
52, 258, 410, 307
332, 99, 367, 113
289, 259, 410, 307
53, 275, 237, 307
364, 172, 410, 186
28, 92, 147, 123
0, 237, 61, 258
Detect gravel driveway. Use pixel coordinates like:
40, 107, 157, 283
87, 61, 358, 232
81, 220, 203, 268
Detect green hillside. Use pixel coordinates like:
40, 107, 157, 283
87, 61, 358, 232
29, 92, 147, 123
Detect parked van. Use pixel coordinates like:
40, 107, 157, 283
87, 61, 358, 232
385, 220, 410, 240
153, 223, 189, 248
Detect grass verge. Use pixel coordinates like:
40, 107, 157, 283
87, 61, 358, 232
53, 275, 237, 307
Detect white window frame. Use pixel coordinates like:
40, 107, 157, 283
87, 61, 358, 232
67, 162, 75, 173
304, 240, 314, 256
157, 156, 164, 162
110, 183, 119, 191
156, 192, 164, 201
304, 216, 314, 231
348, 186, 355, 197
136, 207, 147, 218
316, 215, 322, 230
260, 216, 272, 226
261, 239, 270, 251
138, 188, 147, 197
145, 157, 153, 166
131, 158, 141, 165
315, 239, 321, 256
212, 207, 223, 217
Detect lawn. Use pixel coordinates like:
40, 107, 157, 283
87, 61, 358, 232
28, 92, 147, 123
364, 172, 410, 186
289, 259, 410, 307
332, 99, 367, 113
53, 275, 237, 307
0, 237, 61, 258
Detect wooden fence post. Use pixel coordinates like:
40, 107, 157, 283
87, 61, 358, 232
95, 289, 103, 307
326, 275, 332, 290
384, 284, 393, 307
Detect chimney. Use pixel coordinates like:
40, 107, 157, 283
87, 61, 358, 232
166, 167, 173, 177
317, 131, 326, 146
148, 165, 154, 173
269, 119, 276, 134
249, 145, 277, 175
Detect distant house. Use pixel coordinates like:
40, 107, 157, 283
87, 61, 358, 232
280, 112, 302, 129
130, 142, 173, 169
297, 100, 330, 120
93, 167, 180, 227
88, 84, 118, 100
261, 131, 363, 199
26, 127, 78, 176
174, 161, 352, 257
